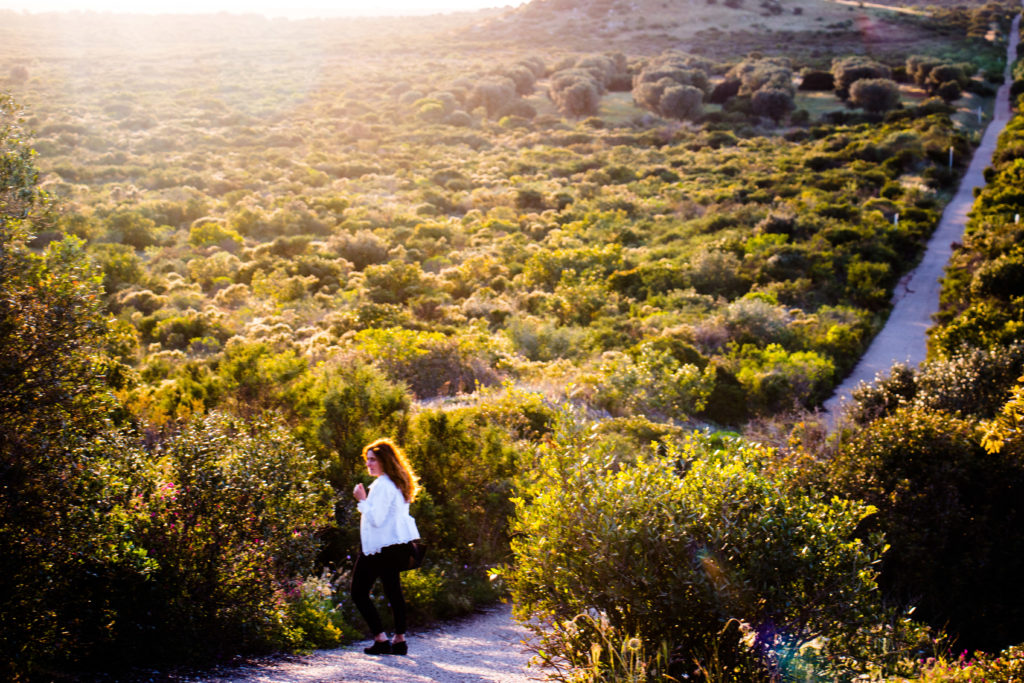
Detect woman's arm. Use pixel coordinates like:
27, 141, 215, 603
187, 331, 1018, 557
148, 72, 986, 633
357, 478, 397, 528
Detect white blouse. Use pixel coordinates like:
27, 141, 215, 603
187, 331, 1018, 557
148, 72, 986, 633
357, 473, 420, 555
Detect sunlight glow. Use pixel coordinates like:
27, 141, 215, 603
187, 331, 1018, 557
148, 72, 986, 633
0, 0, 514, 19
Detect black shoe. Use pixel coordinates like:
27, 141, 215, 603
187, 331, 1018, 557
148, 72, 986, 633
364, 639, 392, 655
392, 641, 408, 656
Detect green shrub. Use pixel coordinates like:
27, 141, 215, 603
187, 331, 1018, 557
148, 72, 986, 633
0, 140, 129, 675
832, 56, 892, 98
583, 344, 716, 420
851, 345, 1024, 424
362, 260, 435, 305
105, 209, 164, 249
733, 343, 835, 412
751, 87, 795, 123
90, 241, 145, 293
509, 410, 886, 679
352, 327, 499, 398
686, 248, 750, 298
121, 412, 332, 663
935, 80, 963, 102
405, 408, 519, 566
930, 299, 1024, 353
850, 78, 902, 114
827, 406, 1024, 651
188, 220, 243, 249
284, 574, 354, 651
969, 251, 1024, 300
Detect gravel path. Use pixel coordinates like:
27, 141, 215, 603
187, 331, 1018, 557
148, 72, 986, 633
821, 11, 1022, 425
185, 604, 538, 683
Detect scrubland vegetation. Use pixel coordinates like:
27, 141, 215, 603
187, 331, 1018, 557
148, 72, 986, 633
3, 0, 1024, 679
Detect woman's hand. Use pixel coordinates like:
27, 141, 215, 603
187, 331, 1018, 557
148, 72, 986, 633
353, 482, 367, 501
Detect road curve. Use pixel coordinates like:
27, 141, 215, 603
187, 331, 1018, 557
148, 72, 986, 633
822, 11, 1022, 424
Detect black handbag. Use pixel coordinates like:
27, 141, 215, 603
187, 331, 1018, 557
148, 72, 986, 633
403, 540, 427, 571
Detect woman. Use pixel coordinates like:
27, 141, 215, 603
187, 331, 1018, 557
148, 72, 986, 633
351, 438, 420, 656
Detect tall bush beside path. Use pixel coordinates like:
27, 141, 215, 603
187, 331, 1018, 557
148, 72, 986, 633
826, 405, 1024, 652
126, 413, 332, 661
1, 93, 128, 678
1, 94, 335, 678
508, 409, 887, 679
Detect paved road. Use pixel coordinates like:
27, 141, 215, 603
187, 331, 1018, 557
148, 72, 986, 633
822, 11, 1022, 425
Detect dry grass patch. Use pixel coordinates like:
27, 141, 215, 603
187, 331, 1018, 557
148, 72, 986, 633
599, 92, 647, 125
794, 90, 849, 120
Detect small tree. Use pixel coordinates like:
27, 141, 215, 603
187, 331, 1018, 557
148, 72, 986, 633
849, 78, 902, 114
906, 54, 944, 87
927, 63, 968, 91
729, 57, 794, 97
709, 77, 741, 104
500, 64, 537, 95
751, 87, 795, 123
936, 79, 963, 102
659, 83, 705, 120
549, 69, 602, 118
632, 51, 711, 119
467, 75, 517, 118
832, 56, 892, 99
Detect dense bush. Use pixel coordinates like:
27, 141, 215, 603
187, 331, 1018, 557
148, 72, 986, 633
467, 75, 518, 118
632, 52, 710, 121
729, 56, 794, 97
850, 78, 902, 114
114, 413, 331, 665
850, 344, 1024, 424
404, 408, 519, 565
826, 406, 1024, 651
548, 68, 603, 118
509, 410, 890, 680
583, 342, 716, 419
832, 56, 892, 99
935, 79, 963, 102
750, 87, 794, 123
1, 99, 125, 677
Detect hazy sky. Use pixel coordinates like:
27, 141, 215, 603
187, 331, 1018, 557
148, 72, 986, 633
0, 0, 516, 18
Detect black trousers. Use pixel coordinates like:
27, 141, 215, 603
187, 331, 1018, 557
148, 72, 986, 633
350, 544, 408, 636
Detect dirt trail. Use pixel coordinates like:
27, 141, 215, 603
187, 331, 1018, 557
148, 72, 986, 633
831, 0, 925, 16
822, 12, 1022, 424
185, 603, 536, 683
